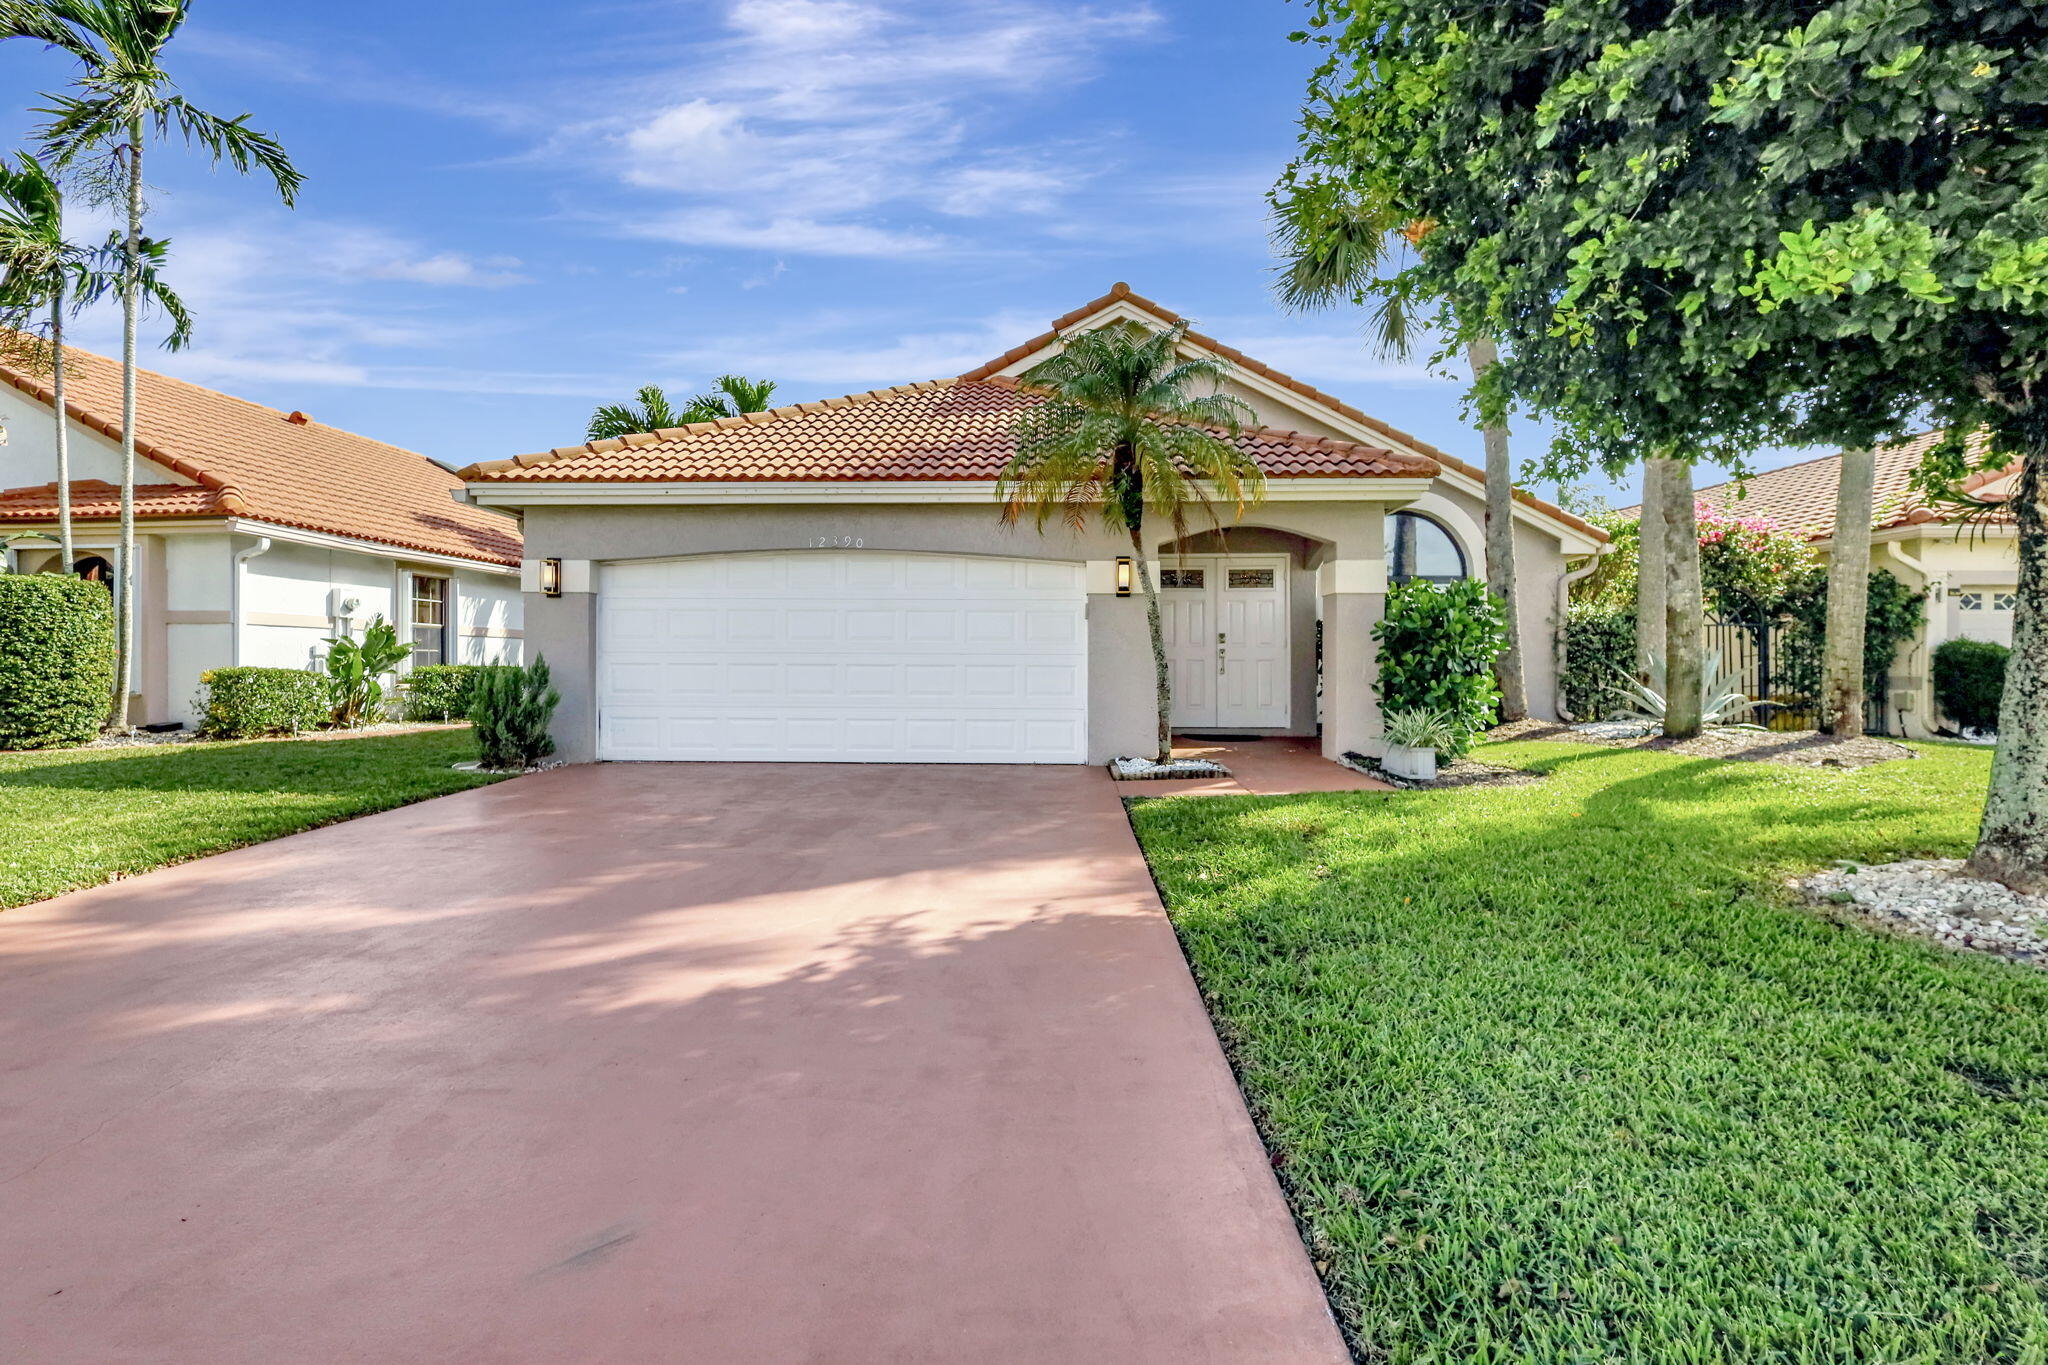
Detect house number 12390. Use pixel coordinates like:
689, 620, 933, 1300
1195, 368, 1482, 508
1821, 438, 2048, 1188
811, 536, 865, 548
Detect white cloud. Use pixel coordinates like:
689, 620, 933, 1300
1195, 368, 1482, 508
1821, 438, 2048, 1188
658, 308, 1052, 391
558, 0, 1160, 256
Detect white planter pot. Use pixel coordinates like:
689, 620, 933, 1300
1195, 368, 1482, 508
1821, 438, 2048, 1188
1382, 743, 1438, 782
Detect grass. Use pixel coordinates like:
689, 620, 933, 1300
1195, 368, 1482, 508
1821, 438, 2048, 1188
1129, 738, 2048, 1364
0, 728, 507, 911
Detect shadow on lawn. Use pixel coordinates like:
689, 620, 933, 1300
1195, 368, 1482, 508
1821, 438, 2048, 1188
0, 731, 486, 796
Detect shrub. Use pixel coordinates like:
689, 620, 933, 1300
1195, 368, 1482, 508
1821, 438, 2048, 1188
0, 574, 115, 749
1562, 603, 1637, 721
1932, 637, 2009, 734
472, 655, 560, 770
1382, 706, 1463, 759
1374, 579, 1507, 754
324, 615, 411, 727
401, 663, 509, 722
198, 667, 329, 739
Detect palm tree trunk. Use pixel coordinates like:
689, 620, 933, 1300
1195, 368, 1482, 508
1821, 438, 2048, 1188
1661, 460, 1705, 738
1130, 523, 1172, 764
1637, 458, 1668, 681
1822, 445, 1876, 738
1466, 337, 1525, 720
1964, 413, 2048, 894
50, 277, 73, 569
114, 121, 142, 730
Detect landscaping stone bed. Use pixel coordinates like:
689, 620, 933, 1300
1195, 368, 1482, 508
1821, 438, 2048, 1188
1343, 751, 1546, 790
1494, 719, 1917, 769
1109, 755, 1232, 780
1802, 859, 2048, 969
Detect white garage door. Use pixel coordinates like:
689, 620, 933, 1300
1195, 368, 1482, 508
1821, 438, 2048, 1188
598, 552, 1089, 764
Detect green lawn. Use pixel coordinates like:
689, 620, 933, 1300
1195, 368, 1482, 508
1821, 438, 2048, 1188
0, 729, 507, 911
1130, 738, 2048, 1364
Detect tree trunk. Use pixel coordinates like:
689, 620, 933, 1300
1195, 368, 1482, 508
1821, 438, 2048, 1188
1467, 337, 1525, 720
1129, 523, 1172, 764
50, 277, 72, 569
1822, 445, 1876, 737
1637, 458, 1668, 682
1661, 460, 1704, 738
1965, 416, 2048, 894
114, 124, 143, 731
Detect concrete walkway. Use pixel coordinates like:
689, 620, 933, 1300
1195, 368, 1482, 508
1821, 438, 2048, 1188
0, 764, 1346, 1364
1114, 735, 1396, 798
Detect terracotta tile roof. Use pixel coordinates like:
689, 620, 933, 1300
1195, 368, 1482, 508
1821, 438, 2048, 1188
0, 479, 223, 520
1691, 430, 2009, 539
0, 342, 521, 566
959, 283, 1608, 543
461, 374, 1440, 483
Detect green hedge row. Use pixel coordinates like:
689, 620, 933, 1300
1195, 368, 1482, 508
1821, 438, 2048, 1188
1562, 603, 1638, 721
198, 667, 330, 739
0, 574, 116, 749
401, 663, 515, 722
1932, 638, 2009, 734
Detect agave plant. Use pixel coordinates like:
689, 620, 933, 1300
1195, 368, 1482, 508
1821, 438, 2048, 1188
1612, 651, 1764, 728
1382, 706, 1465, 758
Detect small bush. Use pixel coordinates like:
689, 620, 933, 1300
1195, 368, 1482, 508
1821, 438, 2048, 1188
0, 574, 115, 749
199, 667, 330, 739
402, 664, 510, 721
1932, 637, 2010, 734
472, 655, 560, 770
324, 615, 411, 727
1562, 603, 1637, 721
1374, 579, 1507, 754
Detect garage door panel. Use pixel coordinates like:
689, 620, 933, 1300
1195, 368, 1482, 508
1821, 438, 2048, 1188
598, 553, 1088, 764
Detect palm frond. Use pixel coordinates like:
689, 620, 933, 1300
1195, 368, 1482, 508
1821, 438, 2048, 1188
0, 0, 104, 62
159, 97, 302, 203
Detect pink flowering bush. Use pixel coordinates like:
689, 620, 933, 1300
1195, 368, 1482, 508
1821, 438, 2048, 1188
1694, 500, 1821, 625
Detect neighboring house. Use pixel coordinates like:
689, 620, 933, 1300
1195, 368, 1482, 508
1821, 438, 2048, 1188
1692, 430, 2017, 738
0, 343, 524, 728
459, 284, 1607, 766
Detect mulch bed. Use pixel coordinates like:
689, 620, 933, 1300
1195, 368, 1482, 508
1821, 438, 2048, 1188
1490, 718, 1918, 770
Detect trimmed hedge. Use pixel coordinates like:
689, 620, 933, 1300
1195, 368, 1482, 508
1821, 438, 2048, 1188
1562, 603, 1637, 721
401, 663, 512, 722
1932, 637, 2009, 734
199, 666, 330, 739
0, 574, 116, 749
1373, 579, 1507, 755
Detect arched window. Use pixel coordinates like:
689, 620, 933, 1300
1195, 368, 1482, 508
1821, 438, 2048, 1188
1386, 512, 1468, 585
72, 555, 114, 585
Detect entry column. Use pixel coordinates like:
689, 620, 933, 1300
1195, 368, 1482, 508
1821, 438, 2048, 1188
1318, 556, 1388, 762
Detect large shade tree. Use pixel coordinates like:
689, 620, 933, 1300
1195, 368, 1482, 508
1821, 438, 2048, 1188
999, 322, 1264, 764
1287, 0, 2048, 890
8, 0, 300, 729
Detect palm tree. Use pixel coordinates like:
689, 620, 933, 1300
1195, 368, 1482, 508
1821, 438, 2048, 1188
587, 383, 684, 441
0, 150, 188, 570
1821, 446, 1878, 736
14, 0, 301, 729
586, 375, 778, 441
999, 322, 1264, 764
1272, 185, 1529, 720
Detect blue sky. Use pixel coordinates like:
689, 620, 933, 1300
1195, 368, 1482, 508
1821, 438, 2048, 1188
1, 0, 1815, 505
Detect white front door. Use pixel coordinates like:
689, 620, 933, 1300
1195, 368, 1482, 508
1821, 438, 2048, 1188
1159, 556, 1290, 731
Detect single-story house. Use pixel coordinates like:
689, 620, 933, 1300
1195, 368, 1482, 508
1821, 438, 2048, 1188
1694, 431, 2017, 739
0, 343, 524, 728
459, 284, 1607, 766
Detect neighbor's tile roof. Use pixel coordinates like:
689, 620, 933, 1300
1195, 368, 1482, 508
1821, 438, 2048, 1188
0, 342, 521, 565
0, 479, 222, 520
1693, 430, 2008, 538
460, 374, 1441, 483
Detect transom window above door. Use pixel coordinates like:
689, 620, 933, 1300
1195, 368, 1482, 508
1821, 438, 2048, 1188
1386, 512, 1469, 585
410, 575, 449, 666
1158, 567, 1206, 589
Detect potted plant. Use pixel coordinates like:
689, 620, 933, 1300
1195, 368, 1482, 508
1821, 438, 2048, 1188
1381, 706, 1461, 781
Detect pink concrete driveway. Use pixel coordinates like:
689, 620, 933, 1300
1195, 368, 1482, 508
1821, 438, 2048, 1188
1, 764, 1345, 1364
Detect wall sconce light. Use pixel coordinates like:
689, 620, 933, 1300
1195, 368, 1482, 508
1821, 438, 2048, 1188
539, 558, 563, 598
1115, 556, 1134, 597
